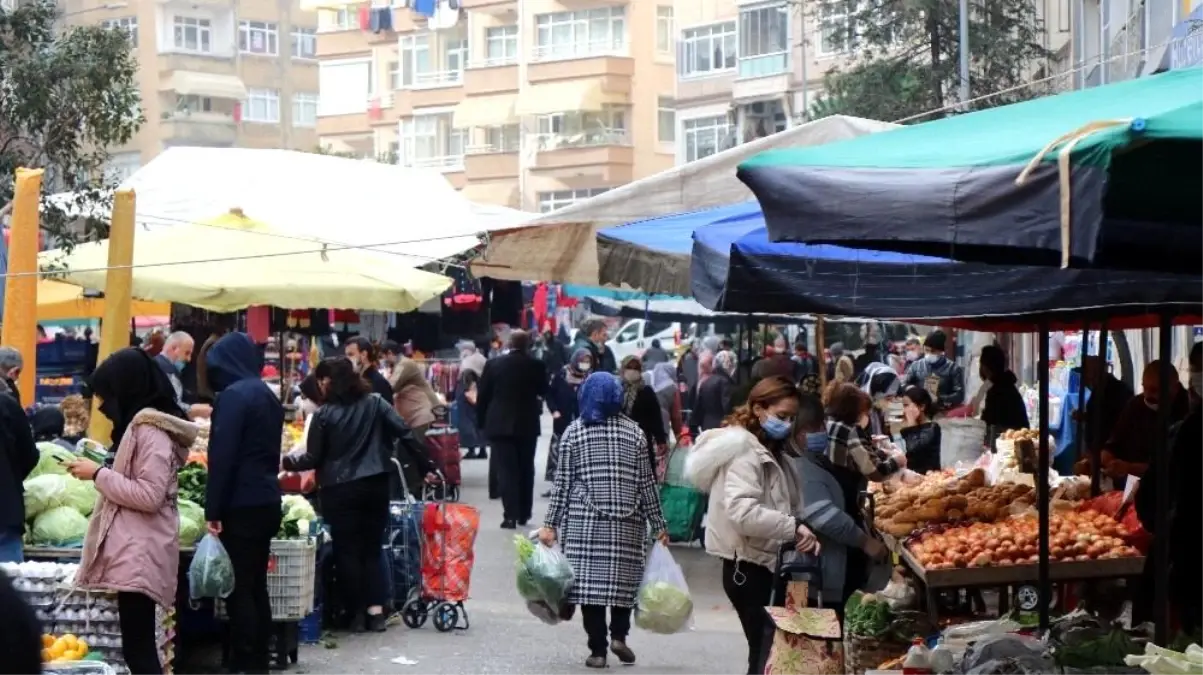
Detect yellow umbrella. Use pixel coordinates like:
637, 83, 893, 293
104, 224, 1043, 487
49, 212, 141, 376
37, 279, 172, 322
39, 209, 453, 313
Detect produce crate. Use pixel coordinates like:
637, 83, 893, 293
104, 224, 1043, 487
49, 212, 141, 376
218, 539, 316, 621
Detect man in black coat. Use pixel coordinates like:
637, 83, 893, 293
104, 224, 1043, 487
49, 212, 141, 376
0, 366, 37, 563
477, 330, 548, 529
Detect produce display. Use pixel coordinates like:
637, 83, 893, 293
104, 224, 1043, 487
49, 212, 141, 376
277, 494, 316, 539
873, 468, 1048, 538
22, 446, 100, 547
43, 633, 95, 663
1125, 643, 1203, 674
177, 463, 207, 506
907, 509, 1141, 569
178, 499, 205, 547
188, 421, 209, 466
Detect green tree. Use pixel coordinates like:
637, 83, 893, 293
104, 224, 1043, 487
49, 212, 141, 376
1, 0, 142, 247
807, 0, 1054, 123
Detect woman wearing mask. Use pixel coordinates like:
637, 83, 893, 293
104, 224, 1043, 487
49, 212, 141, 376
650, 362, 686, 476
457, 344, 487, 461
899, 387, 942, 474
825, 383, 906, 497
203, 333, 285, 673
691, 351, 734, 435
283, 357, 438, 632
977, 345, 1030, 439
789, 394, 887, 615
542, 348, 592, 497
65, 348, 198, 674
858, 362, 901, 439
389, 355, 440, 439
685, 376, 819, 675
539, 373, 669, 669
619, 356, 667, 473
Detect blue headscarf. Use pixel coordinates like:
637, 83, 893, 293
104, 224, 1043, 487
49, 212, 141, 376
578, 372, 623, 424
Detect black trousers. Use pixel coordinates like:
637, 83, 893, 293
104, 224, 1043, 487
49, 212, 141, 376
321, 474, 390, 617
580, 605, 632, 657
491, 435, 537, 523
221, 504, 282, 674
117, 591, 161, 674
722, 558, 776, 675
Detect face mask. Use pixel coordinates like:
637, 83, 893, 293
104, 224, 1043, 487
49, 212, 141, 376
579, 362, 592, 372
1191, 372, 1202, 395
300, 399, 318, 415
623, 370, 642, 384
906, 350, 920, 362
924, 353, 942, 364
804, 431, 829, 453
858, 414, 870, 429
1144, 398, 1159, 411
348, 355, 360, 369
772, 346, 785, 355
761, 416, 791, 440
173, 360, 187, 373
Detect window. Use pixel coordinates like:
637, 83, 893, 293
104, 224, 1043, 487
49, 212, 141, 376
535, 108, 627, 148
656, 6, 673, 53
657, 97, 675, 143
483, 124, 520, 152
243, 88, 280, 123
445, 39, 467, 77
398, 113, 465, 170
292, 93, 319, 127
738, 4, 790, 77
291, 27, 317, 58
679, 22, 736, 77
534, 7, 626, 60
388, 60, 401, 89
175, 95, 213, 113
817, 0, 855, 55
399, 34, 462, 87
102, 17, 138, 47
239, 21, 278, 55
104, 152, 141, 184
537, 188, 610, 213
485, 25, 518, 65
682, 115, 733, 162
332, 8, 358, 30
173, 16, 212, 53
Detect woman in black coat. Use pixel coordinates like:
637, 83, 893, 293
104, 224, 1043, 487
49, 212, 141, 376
899, 387, 942, 474
978, 345, 1030, 441
619, 356, 667, 472
541, 348, 592, 495
690, 351, 734, 435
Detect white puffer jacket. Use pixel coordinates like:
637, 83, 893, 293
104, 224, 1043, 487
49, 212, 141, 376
684, 426, 801, 570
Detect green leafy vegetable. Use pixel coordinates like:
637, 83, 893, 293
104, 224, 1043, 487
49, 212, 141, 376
1055, 628, 1142, 668
189, 534, 235, 599
178, 499, 204, 547
24, 474, 70, 517
31, 506, 89, 546
844, 592, 894, 638
178, 463, 207, 506
30, 443, 74, 478
514, 535, 573, 607
634, 581, 694, 634
62, 478, 99, 516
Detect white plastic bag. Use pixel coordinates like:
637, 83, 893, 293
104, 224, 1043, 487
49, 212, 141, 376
188, 534, 235, 600
634, 542, 694, 634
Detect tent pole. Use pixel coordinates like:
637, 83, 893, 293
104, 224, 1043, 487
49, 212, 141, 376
1153, 313, 1173, 644
1037, 321, 1052, 631
1075, 322, 1090, 493
1092, 322, 1110, 495
817, 316, 828, 390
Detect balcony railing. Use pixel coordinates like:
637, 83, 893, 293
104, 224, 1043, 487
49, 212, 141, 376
401, 154, 465, 171
534, 129, 630, 151
469, 55, 519, 68
409, 70, 463, 89
737, 52, 790, 79
530, 41, 628, 62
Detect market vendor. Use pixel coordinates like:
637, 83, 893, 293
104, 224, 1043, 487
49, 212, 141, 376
344, 336, 393, 401
1072, 355, 1133, 463
1079, 360, 1189, 484
155, 331, 211, 420
902, 330, 965, 411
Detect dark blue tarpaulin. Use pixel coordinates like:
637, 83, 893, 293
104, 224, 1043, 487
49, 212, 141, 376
597, 202, 1202, 330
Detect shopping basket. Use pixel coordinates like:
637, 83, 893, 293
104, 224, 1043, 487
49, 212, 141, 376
399, 479, 480, 632
384, 458, 423, 614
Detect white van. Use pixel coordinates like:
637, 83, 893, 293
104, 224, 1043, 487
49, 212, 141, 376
606, 319, 687, 364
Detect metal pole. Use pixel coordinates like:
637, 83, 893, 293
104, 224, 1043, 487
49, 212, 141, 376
1153, 314, 1173, 644
1092, 323, 1110, 494
958, 0, 970, 106
1037, 321, 1052, 631
1074, 324, 1090, 493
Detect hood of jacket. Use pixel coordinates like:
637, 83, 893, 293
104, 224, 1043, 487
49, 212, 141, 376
993, 370, 1019, 388
206, 332, 262, 393
685, 426, 764, 491
131, 407, 199, 464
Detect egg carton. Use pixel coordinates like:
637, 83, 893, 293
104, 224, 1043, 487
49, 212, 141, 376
51, 623, 123, 638
0, 561, 79, 581
51, 607, 120, 622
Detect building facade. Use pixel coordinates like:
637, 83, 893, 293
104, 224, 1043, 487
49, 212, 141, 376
312, 1, 676, 212
60, 0, 319, 184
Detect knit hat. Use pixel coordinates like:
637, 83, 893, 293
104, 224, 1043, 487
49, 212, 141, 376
924, 330, 947, 352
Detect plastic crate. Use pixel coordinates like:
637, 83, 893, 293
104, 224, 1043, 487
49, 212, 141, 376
218, 538, 316, 621
299, 608, 321, 644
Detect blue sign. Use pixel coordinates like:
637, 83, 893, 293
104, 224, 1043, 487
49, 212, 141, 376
1158, 5, 1203, 72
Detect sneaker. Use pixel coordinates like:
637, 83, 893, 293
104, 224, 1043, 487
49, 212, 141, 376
585, 655, 607, 669
366, 613, 387, 633
610, 640, 636, 665
500, 520, 517, 529
540, 490, 552, 499
478, 449, 489, 459
347, 614, 366, 633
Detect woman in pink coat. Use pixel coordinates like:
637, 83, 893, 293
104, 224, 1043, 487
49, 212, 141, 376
65, 348, 198, 675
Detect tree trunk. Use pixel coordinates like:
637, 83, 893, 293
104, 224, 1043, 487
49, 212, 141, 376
927, 3, 945, 114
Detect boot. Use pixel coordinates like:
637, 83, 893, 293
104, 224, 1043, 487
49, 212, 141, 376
585, 656, 607, 669
610, 640, 636, 664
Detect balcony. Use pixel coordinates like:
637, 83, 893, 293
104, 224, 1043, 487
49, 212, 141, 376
464, 149, 519, 181
461, 0, 517, 15
403, 71, 465, 108
159, 71, 247, 101
531, 130, 633, 183
158, 52, 236, 76
528, 54, 633, 89
403, 154, 465, 172
159, 112, 237, 146
315, 30, 372, 59
464, 62, 518, 95
732, 54, 792, 103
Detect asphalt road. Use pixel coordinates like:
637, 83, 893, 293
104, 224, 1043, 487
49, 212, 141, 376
292, 415, 748, 674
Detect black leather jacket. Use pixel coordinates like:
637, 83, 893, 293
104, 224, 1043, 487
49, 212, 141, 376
283, 394, 435, 488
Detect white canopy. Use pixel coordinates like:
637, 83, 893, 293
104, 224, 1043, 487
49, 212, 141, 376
470, 114, 897, 285
98, 147, 496, 267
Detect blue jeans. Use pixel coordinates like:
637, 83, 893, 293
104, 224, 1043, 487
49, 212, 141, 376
0, 530, 24, 563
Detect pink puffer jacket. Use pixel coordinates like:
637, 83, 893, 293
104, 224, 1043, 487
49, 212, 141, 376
75, 409, 198, 607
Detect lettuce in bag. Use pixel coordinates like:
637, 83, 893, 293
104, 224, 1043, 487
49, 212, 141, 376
189, 534, 235, 599
31, 506, 89, 546
514, 535, 574, 609
634, 542, 694, 634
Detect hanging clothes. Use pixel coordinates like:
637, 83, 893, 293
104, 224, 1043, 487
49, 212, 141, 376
246, 306, 271, 343
358, 312, 389, 342
357, 5, 371, 29
413, 0, 436, 17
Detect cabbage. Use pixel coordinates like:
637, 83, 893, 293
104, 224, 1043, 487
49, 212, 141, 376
282, 494, 315, 523
30, 443, 74, 478
179, 498, 204, 524
62, 478, 99, 516
24, 474, 70, 517
634, 581, 694, 634
31, 506, 89, 546
178, 499, 204, 547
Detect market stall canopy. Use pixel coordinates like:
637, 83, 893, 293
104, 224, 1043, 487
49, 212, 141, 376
39, 209, 452, 313
740, 67, 1203, 274
583, 295, 806, 326
108, 147, 488, 267
682, 202, 1201, 331
37, 280, 171, 322
470, 114, 897, 285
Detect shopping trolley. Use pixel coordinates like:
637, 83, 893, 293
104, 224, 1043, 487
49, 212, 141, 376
398, 477, 480, 632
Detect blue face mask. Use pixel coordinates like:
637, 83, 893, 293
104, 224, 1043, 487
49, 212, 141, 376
761, 416, 792, 440
173, 360, 187, 373
804, 432, 829, 453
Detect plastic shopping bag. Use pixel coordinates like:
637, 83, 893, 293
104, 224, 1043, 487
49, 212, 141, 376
513, 535, 574, 610
634, 542, 694, 634
188, 534, 236, 600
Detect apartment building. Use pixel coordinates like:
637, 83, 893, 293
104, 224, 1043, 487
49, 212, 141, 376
311, 0, 675, 212
1055, 0, 1200, 88
60, 0, 319, 183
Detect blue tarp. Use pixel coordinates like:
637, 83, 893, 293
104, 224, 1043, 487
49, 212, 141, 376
595, 202, 1202, 329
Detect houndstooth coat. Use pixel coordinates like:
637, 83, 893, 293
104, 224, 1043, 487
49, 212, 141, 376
543, 415, 668, 608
